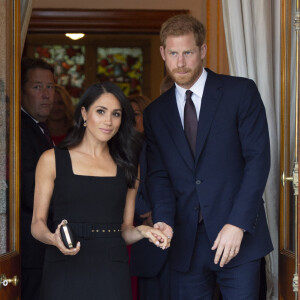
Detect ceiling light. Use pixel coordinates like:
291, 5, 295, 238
65, 33, 85, 40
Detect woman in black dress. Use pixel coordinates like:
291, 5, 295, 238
31, 82, 169, 300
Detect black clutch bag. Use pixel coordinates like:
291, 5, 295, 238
60, 220, 77, 249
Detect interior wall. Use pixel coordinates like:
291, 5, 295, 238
31, 0, 229, 73
31, 0, 229, 97
25, 33, 163, 100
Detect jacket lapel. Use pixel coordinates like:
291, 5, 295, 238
21, 110, 54, 148
161, 87, 195, 171
195, 69, 223, 164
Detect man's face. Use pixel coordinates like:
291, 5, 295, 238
21, 68, 55, 122
131, 101, 144, 133
160, 32, 207, 89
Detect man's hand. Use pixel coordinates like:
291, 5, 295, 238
136, 225, 169, 249
154, 222, 173, 247
211, 224, 244, 267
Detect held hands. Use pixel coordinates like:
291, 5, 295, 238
153, 222, 173, 248
53, 221, 81, 255
137, 224, 170, 250
211, 224, 244, 267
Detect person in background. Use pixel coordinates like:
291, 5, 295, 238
31, 82, 169, 300
144, 14, 273, 299
160, 74, 174, 94
20, 57, 55, 300
46, 84, 74, 145
129, 94, 170, 300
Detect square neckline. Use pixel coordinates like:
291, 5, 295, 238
66, 149, 119, 178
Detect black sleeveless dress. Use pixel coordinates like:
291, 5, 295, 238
39, 147, 132, 300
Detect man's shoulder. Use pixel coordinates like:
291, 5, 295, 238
21, 110, 36, 126
21, 111, 39, 134
21, 111, 47, 150
206, 68, 256, 89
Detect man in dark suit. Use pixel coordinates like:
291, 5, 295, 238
21, 57, 55, 300
143, 15, 273, 299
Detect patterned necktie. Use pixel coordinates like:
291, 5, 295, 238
38, 122, 54, 147
184, 90, 197, 157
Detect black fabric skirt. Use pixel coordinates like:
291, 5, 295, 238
40, 236, 132, 300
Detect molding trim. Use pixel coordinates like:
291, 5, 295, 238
28, 9, 188, 33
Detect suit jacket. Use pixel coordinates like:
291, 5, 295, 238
134, 144, 152, 217
143, 69, 273, 273
21, 110, 53, 269
130, 143, 168, 277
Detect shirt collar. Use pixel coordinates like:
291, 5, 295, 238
175, 68, 207, 102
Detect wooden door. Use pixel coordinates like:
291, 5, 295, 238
0, 0, 21, 299
280, 0, 300, 299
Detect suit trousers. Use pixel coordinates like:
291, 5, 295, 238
170, 222, 261, 300
138, 261, 170, 300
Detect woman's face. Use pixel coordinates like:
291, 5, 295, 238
48, 92, 66, 121
131, 101, 144, 133
81, 92, 122, 143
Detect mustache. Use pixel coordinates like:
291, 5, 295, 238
172, 68, 191, 73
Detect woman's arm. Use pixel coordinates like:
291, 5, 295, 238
121, 183, 169, 249
31, 149, 80, 255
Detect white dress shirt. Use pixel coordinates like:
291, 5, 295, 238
175, 68, 208, 128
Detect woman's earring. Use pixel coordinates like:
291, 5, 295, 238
83, 120, 87, 127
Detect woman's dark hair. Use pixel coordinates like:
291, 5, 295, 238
59, 82, 142, 188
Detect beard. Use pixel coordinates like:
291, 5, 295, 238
166, 64, 203, 89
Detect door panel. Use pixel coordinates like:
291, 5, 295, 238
280, 0, 299, 299
0, 256, 20, 300
0, 0, 21, 299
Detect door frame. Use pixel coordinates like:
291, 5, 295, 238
0, 0, 21, 299
280, 0, 300, 299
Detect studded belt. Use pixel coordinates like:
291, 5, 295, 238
56, 222, 122, 239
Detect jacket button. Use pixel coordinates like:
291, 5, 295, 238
196, 180, 201, 185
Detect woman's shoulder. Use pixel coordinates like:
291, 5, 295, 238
36, 149, 57, 179
39, 147, 68, 167
39, 148, 56, 165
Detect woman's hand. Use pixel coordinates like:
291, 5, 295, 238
53, 221, 81, 255
136, 225, 170, 250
